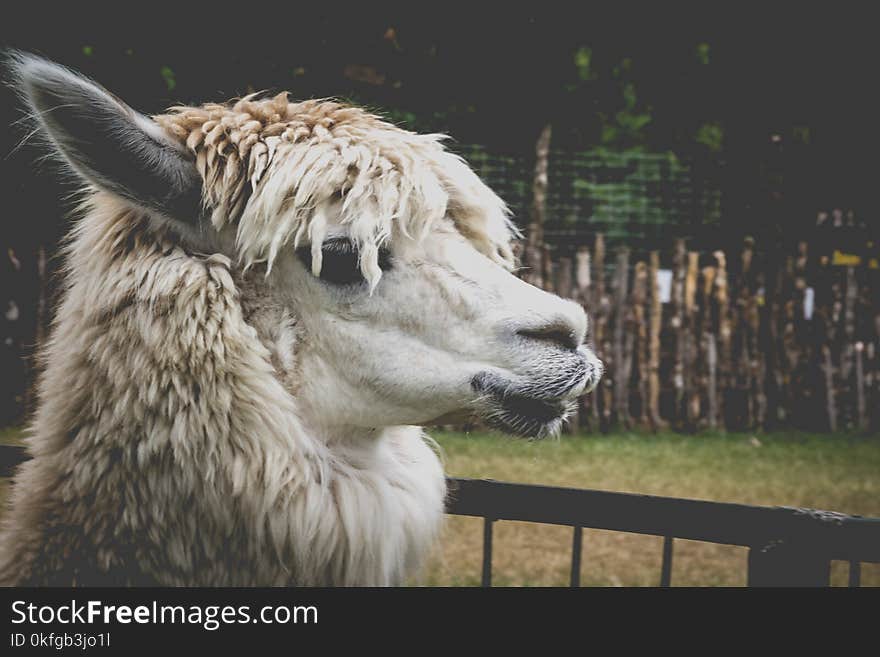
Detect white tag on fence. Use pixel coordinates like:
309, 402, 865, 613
804, 287, 814, 320
656, 269, 673, 303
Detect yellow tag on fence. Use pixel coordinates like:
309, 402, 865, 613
831, 250, 861, 266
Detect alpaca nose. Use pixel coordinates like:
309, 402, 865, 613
517, 321, 580, 350
516, 302, 588, 351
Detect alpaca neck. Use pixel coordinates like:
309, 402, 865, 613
2, 200, 446, 586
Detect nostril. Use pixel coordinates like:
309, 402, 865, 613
517, 323, 580, 351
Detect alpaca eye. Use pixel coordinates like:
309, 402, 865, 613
296, 238, 392, 286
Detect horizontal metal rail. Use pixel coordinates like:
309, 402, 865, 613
446, 477, 879, 586
445, 478, 880, 565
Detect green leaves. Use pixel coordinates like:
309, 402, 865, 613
695, 122, 724, 152
569, 52, 654, 150
574, 46, 596, 81
160, 66, 176, 92
696, 42, 711, 66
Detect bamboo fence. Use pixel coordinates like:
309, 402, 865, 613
526, 229, 879, 434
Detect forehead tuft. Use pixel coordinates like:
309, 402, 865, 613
154, 95, 519, 281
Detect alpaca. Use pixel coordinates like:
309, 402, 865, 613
0, 53, 603, 586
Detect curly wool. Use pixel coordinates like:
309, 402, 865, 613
155, 94, 518, 289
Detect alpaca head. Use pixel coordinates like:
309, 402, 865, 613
11, 53, 602, 440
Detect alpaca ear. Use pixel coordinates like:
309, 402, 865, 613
6, 51, 203, 222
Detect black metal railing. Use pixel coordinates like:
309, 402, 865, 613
2, 445, 878, 586
444, 478, 880, 587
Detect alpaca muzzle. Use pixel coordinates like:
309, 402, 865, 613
470, 348, 602, 438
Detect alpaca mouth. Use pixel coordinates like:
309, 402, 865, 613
470, 371, 582, 438
484, 392, 573, 438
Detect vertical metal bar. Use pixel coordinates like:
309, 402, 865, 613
848, 561, 861, 588
660, 536, 674, 587
570, 526, 583, 587
481, 517, 494, 587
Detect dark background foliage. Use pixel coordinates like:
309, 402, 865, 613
1, 6, 877, 424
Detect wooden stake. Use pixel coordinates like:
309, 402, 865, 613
686, 251, 700, 428
701, 265, 717, 429
632, 261, 649, 428
856, 341, 866, 432
593, 234, 608, 431
823, 344, 838, 432
714, 250, 731, 430
647, 251, 664, 431
524, 123, 552, 288
575, 246, 591, 306
707, 333, 718, 430
842, 265, 858, 428
672, 239, 687, 427
613, 249, 631, 429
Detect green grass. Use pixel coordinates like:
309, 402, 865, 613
2, 427, 878, 586
0, 426, 26, 446
431, 430, 880, 513
420, 430, 880, 586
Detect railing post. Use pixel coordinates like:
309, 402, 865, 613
660, 536, 674, 587
748, 540, 831, 586
848, 561, 861, 587
570, 526, 583, 587
481, 517, 494, 587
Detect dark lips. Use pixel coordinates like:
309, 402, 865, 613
492, 390, 569, 424
471, 371, 577, 438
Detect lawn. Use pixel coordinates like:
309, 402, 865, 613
418, 430, 880, 587
2, 427, 878, 586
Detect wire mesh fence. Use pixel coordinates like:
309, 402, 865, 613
453, 144, 723, 259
